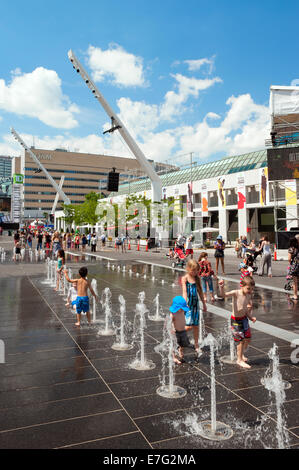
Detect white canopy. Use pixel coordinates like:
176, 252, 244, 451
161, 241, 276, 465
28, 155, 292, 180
270, 85, 299, 116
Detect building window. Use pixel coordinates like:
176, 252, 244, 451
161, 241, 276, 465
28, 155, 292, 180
246, 185, 260, 204
225, 188, 238, 206
208, 191, 218, 207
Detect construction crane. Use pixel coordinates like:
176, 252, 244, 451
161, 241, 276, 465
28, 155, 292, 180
11, 128, 71, 205
67, 49, 162, 202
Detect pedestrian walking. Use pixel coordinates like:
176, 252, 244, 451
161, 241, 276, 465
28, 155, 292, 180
257, 236, 272, 277
214, 235, 225, 275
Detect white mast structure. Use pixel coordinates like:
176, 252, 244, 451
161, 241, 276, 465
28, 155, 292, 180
11, 128, 71, 206
51, 175, 65, 214
67, 50, 162, 202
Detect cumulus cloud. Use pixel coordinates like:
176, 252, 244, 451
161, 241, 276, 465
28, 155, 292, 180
184, 57, 215, 73
0, 67, 79, 129
178, 93, 270, 159
87, 44, 146, 87
0, 93, 270, 164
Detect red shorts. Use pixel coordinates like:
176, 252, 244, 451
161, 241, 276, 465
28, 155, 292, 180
231, 316, 251, 342
186, 249, 193, 255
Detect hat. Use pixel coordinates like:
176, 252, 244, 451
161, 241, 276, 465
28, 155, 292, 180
169, 296, 189, 313
239, 262, 246, 269
216, 235, 222, 240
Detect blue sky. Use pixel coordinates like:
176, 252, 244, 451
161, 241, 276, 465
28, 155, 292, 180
0, 0, 298, 165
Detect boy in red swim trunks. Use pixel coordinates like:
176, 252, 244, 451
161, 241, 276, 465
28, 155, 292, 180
219, 277, 256, 369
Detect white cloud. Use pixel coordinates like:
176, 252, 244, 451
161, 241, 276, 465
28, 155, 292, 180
178, 93, 270, 159
184, 57, 215, 73
0, 67, 79, 129
161, 74, 222, 120
87, 44, 146, 87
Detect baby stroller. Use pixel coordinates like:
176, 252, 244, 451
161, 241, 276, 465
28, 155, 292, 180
244, 250, 258, 273
167, 246, 186, 268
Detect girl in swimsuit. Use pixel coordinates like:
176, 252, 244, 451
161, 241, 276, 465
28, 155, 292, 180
181, 260, 207, 354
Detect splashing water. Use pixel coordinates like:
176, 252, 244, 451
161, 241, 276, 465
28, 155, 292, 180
98, 287, 115, 336
219, 317, 236, 364
129, 293, 155, 371
112, 295, 133, 351
196, 333, 234, 440
155, 315, 187, 398
148, 293, 164, 322
91, 279, 98, 323
262, 344, 290, 449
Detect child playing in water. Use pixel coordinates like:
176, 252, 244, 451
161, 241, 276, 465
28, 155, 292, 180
198, 251, 216, 302
13, 242, 21, 262
64, 266, 98, 326
181, 259, 207, 353
65, 281, 78, 312
169, 296, 191, 364
239, 260, 253, 286
55, 249, 65, 291
219, 277, 256, 369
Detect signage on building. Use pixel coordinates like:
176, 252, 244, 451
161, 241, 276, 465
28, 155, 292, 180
11, 184, 22, 222
201, 183, 208, 214
260, 167, 268, 206
285, 179, 297, 206
237, 174, 246, 209
217, 177, 226, 208
36, 154, 52, 160
13, 174, 24, 184
267, 146, 299, 181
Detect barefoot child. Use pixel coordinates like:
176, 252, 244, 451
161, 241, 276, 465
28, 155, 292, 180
198, 251, 216, 302
55, 249, 65, 291
169, 296, 191, 364
64, 266, 98, 326
219, 277, 256, 369
65, 280, 78, 312
181, 260, 207, 354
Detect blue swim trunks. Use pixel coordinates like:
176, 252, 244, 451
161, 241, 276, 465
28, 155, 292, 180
76, 296, 90, 314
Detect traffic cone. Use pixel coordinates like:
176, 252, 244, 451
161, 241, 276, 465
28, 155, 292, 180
274, 244, 277, 261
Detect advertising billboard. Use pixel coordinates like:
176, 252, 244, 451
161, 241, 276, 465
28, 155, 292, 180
267, 147, 299, 181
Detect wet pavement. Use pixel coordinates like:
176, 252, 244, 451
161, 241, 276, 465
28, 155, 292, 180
0, 251, 299, 449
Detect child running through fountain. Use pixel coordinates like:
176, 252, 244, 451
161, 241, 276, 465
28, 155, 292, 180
218, 276, 256, 369
65, 279, 78, 313
181, 259, 207, 354
64, 266, 98, 326
169, 296, 191, 364
55, 249, 65, 291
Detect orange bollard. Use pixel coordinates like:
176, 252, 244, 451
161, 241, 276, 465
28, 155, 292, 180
137, 241, 140, 251
128, 239, 131, 250
274, 244, 277, 261
146, 240, 148, 252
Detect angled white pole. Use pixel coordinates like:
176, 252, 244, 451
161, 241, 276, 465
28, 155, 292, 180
11, 128, 71, 205
68, 50, 162, 202
51, 175, 65, 214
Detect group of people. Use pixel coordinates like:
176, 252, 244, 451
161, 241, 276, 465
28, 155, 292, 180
170, 256, 256, 370
235, 235, 272, 277
51, 246, 255, 370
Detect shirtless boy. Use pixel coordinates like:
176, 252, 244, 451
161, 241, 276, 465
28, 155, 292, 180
64, 266, 98, 326
219, 277, 256, 369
